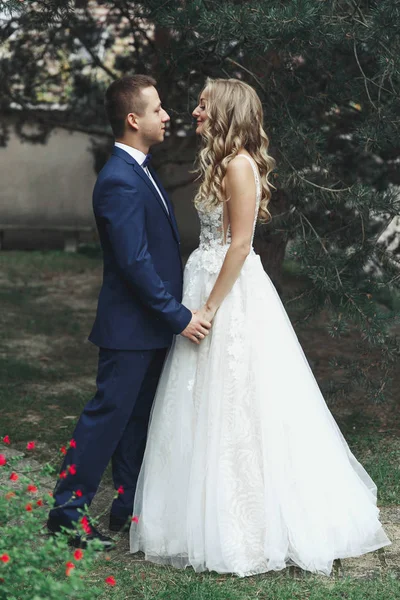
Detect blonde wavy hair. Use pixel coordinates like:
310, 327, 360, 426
194, 78, 276, 222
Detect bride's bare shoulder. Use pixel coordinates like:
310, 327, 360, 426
225, 154, 255, 191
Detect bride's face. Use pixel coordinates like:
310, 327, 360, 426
192, 89, 209, 135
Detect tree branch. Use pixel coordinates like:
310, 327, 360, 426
353, 41, 378, 111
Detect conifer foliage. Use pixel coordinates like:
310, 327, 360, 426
1, 1, 399, 401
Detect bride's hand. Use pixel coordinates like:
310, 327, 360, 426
194, 305, 216, 323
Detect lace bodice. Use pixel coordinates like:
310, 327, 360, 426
197, 154, 261, 251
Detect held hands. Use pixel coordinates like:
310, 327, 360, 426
194, 305, 216, 324
180, 308, 213, 345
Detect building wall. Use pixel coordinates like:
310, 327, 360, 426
0, 121, 200, 254
0, 126, 98, 229
3, 121, 397, 260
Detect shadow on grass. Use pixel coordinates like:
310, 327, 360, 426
0, 249, 101, 279
0, 384, 94, 459
0, 355, 56, 383
0, 286, 83, 337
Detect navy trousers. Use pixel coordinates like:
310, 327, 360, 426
49, 347, 167, 526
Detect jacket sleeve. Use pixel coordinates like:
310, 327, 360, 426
96, 175, 192, 335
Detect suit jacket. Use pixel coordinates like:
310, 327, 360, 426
88, 146, 192, 350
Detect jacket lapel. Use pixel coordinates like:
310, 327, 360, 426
112, 147, 180, 244
132, 162, 170, 217
148, 166, 180, 243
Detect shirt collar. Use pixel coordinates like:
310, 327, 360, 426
114, 142, 147, 167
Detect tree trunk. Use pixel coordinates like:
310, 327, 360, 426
253, 189, 289, 297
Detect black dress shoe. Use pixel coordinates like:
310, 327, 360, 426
109, 513, 131, 532
47, 518, 115, 550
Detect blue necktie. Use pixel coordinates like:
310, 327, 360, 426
142, 154, 152, 168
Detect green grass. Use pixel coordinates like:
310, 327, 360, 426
0, 251, 398, 501
0, 249, 101, 277
89, 560, 400, 600
0, 284, 84, 337
0, 251, 99, 460
0, 387, 90, 456
347, 432, 400, 505
0, 250, 399, 599
0, 355, 53, 383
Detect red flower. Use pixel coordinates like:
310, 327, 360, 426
74, 549, 84, 561
60, 446, 67, 455
68, 464, 77, 476
75, 489, 83, 498
48, 491, 53, 497
2, 435, 10, 445
5, 492, 15, 500
0, 454, 6, 466
9, 472, 18, 482
132, 516, 139, 524
105, 576, 116, 586
81, 516, 91, 534
36, 499, 44, 507
65, 561, 75, 576
27, 484, 38, 493
59, 470, 67, 479
0, 554, 10, 563
117, 486, 124, 495
69, 439, 77, 449
25, 504, 33, 512
26, 441, 35, 451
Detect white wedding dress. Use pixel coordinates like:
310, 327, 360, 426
130, 154, 390, 576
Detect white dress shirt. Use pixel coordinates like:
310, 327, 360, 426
114, 142, 169, 214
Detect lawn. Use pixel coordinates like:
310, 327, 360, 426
0, 250, 399, 599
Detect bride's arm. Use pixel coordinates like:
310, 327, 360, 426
200, 156, 257, 321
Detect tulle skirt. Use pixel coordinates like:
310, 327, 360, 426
130, 247, 391, 576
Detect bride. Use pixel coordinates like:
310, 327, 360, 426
130, 77, 390, 576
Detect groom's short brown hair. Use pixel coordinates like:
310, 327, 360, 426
105, 75, 157, 138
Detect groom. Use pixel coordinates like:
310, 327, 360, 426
47, 75, 211, 548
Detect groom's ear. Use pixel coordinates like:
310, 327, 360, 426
126, 113, 139, 132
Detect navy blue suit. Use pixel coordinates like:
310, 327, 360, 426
49, 146, 191, 526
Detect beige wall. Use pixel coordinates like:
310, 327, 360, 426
0, 125, 98, 229
1, 121, 398, 259
0, 121, 200, 253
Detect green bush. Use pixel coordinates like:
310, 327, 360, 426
0, 438, 112, 600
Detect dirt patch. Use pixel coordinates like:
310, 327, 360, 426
20, 411, 43, 424
3, 335, 53, 360
28, 377, 95, 398
33, 271, 101, 312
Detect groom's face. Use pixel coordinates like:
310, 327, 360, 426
134, 86, 170, 147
